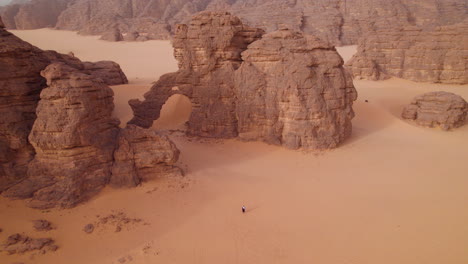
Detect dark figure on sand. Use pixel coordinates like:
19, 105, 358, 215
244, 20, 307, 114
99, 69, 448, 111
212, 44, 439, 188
242, 205, 246, 213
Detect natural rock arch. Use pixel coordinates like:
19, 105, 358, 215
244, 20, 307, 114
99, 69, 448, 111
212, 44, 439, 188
129, 12, 357, 150
152, 93, 192, 130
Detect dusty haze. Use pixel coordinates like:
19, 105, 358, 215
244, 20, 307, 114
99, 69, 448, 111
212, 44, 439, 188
1, 29, 467, 264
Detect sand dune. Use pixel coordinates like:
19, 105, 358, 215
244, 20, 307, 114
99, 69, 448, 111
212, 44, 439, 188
1, 29, 467, 264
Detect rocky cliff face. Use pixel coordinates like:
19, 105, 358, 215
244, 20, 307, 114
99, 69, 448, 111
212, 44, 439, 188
3, 63, 121, 208
129, 12, 357, 150
0, 0, 71, 30
235, 29, 357, 149
2, 0, 465, 46
402, 91, 467, 130
348, 20, 468, 84
0, 24, 51, 192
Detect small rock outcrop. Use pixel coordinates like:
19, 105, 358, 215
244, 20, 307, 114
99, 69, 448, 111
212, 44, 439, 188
129, 12, 357, 150
348, 20, 468, 84
402, 91, 468, 130
235, 30, 357, 149
99, 28, 123, 42
83, 61, 128, 85
32, 220, 53, 231
1, 233, 58, 255
3, 63, 120, 208
111, 125, 181, 188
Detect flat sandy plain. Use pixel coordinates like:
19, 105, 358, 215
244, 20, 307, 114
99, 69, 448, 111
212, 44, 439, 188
1, 29, 467, 264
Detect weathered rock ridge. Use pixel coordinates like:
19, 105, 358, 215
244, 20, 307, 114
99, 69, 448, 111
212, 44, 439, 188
1, 0, 465, 46
348, 20, 468, 84
402, 91, 468, 130
1, 26, 177, 208
129, 12, 357, 150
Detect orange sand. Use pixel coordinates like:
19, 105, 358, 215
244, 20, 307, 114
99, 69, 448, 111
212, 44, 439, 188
1, 29, 467, 264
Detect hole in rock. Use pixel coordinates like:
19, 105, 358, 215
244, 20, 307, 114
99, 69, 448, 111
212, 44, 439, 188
152, 94, 192, 131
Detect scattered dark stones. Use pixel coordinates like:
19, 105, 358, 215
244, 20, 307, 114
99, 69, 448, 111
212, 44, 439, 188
1, 233, 58, 255
83, 224, 95, 234
32, 220, 53, 231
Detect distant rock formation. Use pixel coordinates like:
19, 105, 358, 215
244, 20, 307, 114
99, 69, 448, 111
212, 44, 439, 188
402, 91, 468, 130
129, 12, 357, 150
1, 26, 174, 208
235, 30, 357, 149
348, 20, 468, 84
99, 27, 123, 42
2, 0, 466, 46
0, 0, 70, 30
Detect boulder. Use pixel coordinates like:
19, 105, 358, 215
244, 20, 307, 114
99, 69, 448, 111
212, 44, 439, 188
110, 125, 181, 188
83, 61, 128, 85
402, 91, 467, 130
99, 27, 123, 42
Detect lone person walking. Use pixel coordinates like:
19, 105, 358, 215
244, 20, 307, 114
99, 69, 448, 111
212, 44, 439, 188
242, 205, 246, 213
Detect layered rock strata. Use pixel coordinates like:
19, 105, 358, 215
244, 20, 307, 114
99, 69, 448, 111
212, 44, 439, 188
235, 30, 357, 149
129, 11, 265, 138
402, 91, 468, 130
129, 12, 357, 150
111, 125, 181, 188
3, 63, 121, 208
348, 20, 468, 84
2, 63, 180, 208
2, 0, 466, 46
1, 26, 173, 208
0, 26, 127, 193
0, 23, 51, 192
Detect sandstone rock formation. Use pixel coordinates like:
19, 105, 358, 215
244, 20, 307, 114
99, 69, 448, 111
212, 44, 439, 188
129, 12, 357, 150
348, 20, 468, 84
1, 25, 177, 208
0, 24, 51, 192
82, 61, 128, 85
2, 62, 179, 208
3, 63, 121, 208
402, 91, 468, 130
128, 11, 264, 138
0, 26, 127, 194
0, 0, 70, 30
111, 125, 181, 188
3, 0, 465, 46
234, 30, 357, 149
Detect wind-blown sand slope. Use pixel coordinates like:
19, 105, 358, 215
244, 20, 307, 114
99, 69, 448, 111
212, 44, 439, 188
1, 29, 467, 264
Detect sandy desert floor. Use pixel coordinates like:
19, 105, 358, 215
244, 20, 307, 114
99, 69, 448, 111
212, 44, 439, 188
1, 29, 467, 264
